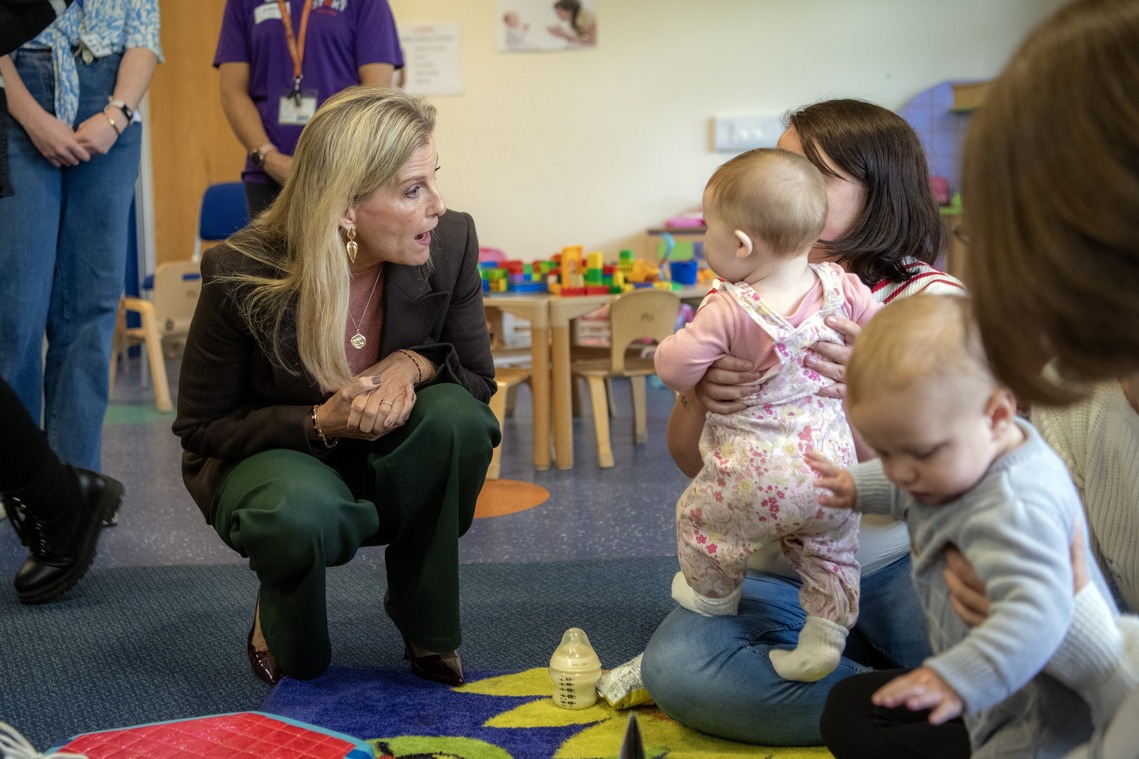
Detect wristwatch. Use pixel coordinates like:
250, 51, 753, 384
250, 143, 276, 168
107, 98, 133, 123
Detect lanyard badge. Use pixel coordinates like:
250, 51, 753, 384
276, 0, 318, 125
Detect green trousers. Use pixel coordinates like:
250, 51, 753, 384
213, 383, 499, 680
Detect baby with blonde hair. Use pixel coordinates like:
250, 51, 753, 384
655, 148, 881, 682
811, 294, 1138, 756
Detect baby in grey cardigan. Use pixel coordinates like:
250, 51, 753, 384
810, 295, 1139, 758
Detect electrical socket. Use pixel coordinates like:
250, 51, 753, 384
713, 115, 785, 152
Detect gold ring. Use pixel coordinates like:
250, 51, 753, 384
379, 400, 393, 407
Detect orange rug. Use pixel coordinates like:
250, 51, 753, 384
474, 479, 550, 519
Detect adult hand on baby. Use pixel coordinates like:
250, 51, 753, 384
807, 315, 861, 399
693, 355, 763, 414
873, 666, 963, 725
1070, 521, 1090, 593
944, 546, 989, 628
945, 520, 1088, 628
805, 451, 857, 509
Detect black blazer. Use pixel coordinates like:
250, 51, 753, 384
173, 209, 495, 521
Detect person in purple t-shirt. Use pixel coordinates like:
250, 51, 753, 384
214, 0, 404, 217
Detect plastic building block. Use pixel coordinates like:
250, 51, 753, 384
508, 281, 548, 293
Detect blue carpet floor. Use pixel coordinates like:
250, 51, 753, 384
0, 557, 676, 751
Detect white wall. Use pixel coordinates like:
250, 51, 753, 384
388, 0, 1066, 262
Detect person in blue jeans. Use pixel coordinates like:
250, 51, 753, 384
0, 0, 125, 607
0, 0, 160, 474
641, 98, 962, 746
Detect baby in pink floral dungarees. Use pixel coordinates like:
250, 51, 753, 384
654, 148, 881, 682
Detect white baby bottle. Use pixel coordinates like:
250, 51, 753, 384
548, 627, 603, 709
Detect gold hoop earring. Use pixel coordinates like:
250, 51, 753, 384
345, 227, 358, 264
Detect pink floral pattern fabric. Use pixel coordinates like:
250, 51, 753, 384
676, 263, 861, 626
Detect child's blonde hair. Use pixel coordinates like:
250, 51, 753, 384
705, 148, 826, 256
847, 295, 994, 406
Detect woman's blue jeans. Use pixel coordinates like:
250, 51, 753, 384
641, 554, 932, 746
0, 50, 141, 472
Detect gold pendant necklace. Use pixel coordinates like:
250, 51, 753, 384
349, 265, 382, 350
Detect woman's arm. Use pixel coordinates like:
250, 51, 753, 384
805, 314, 861, 400
173, 250, 321, 460
109, 46, 158, 115
357, 63, 395, 87
0, 54, 89, 166
218, 61, 291, 184
75, 46, 157, 155
667, 391, 707, 478
573, 19, 596, 44
806, 311, 876, 461
665, 355, 762, 476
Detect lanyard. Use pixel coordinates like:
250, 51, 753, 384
276, 0, 313, 101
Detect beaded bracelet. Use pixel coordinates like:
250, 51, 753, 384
397, 349, 426, 385
311, 404, 338, 449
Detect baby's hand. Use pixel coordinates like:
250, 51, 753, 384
872, 667, 963, 725
805, 450, 857, 509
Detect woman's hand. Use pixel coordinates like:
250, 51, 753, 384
75, 111, 120, 156
25, 109, 90, 167
316, 348, 427, 441
806, 315, 862, 400
873, 667, 963, 725
261, 150, 292, 186
316, 376, 415, 441
944, 546, 989, 627
693, 355, 762, 414
945, 521, 1088, 629
1070, 521, 1090, 593
323, 349, 430, 438
667, 391, 706, 477
806, 450, 858, 509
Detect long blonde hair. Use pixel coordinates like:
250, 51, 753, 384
222, 87, 437, 391
963, 0, 1139, 405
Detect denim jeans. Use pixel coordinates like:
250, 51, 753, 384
641, 554, 932, 746
0, 50, 141, 472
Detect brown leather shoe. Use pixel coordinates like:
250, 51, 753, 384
247, 624, 284, 686
384, 591, 464, 686
405, 644, 464, 686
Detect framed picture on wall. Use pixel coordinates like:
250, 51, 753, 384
498, 0, 598, 51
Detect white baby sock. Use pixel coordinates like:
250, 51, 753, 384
769, 615, 848, 682
671, 571, 740, 616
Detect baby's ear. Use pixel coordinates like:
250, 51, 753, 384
985, 388, 1018, 431
734, 230, 753, 258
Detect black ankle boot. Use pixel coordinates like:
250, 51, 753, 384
5, 469, 123, 604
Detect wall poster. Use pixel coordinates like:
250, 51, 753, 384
498, 0, 598, 52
